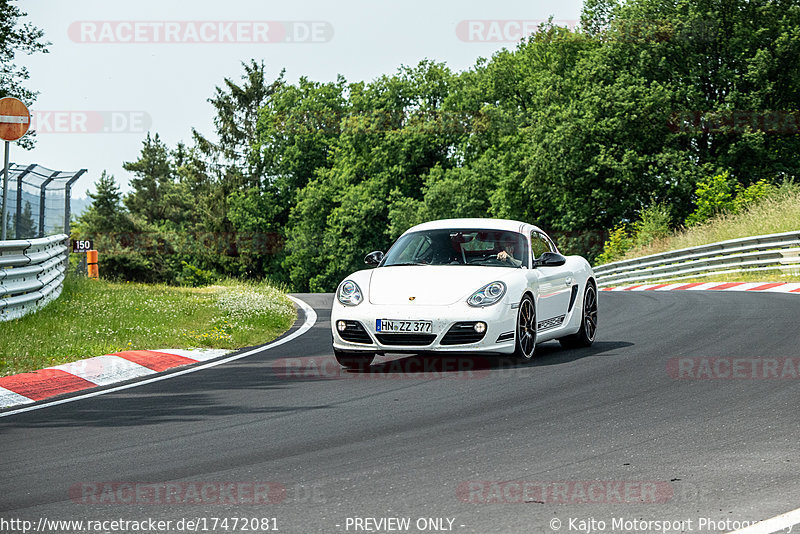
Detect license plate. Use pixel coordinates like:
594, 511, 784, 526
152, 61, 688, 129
376, 319, 432, 333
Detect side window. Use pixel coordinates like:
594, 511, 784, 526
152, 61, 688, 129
530, 232, 552, 259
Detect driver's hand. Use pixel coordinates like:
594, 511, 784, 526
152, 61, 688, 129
497, 251, 509, 261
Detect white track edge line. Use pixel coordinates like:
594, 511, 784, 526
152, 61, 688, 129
0, 295, 317, 418
728, 506, 800, 534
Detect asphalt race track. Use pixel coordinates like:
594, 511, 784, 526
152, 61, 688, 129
1, 292, 799, 534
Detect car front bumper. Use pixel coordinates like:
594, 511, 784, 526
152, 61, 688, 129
331, 301, 517, 354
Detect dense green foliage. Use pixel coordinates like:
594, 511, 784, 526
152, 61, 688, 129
75, 0, 800, 289
596, 180, 800, 264
597, 177, 787, 263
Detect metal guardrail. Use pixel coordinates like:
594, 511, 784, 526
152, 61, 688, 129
594, 230, 800, 287
0, 234, 69, 321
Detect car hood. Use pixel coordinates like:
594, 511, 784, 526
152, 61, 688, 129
368, 265, 515, 306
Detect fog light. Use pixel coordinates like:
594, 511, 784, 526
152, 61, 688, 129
337, 320, 347, 332
474, 322, 487, 333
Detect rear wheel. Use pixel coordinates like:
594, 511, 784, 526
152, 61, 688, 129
514, 294, 537, 362
559, 282, 598, 349
334, 349, 375, 370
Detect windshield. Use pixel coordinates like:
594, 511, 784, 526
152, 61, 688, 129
382, 229, 529, 268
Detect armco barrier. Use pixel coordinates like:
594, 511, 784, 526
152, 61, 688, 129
594, 230, 800, 287
0, 234, 69, 321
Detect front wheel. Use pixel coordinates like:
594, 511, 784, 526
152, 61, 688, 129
559, 282, 598, 349
514, 294, 537, 362
334, 349, 375, 369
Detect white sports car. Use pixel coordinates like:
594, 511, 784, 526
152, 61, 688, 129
331, 218, 597, 368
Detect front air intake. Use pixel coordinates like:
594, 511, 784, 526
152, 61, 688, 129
441, 322, 487, 345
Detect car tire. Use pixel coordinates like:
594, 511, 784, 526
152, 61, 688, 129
334, 349, 375, 370
559, 282, 598, 349
514, 294, 537, 362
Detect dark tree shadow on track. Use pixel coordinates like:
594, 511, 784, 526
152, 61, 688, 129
527, 340, 634, 366
347, 340, 634, 376
0, 341, 632, 429
0, 290, 631, 430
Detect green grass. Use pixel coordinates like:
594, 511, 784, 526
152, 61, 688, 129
668, 270, 800, 284
0, 276, 297, 377
598, 184, 800, 285
617, 183, 800, 261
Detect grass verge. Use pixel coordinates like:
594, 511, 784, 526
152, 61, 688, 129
0, 276, 297, 377
618, 184, 800, 261
598, 184, 800, 284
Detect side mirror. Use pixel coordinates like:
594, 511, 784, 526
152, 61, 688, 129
534, 251, 567, 267
364, 251, 385, 266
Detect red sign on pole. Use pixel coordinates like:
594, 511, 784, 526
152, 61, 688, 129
0, 97, 31, 142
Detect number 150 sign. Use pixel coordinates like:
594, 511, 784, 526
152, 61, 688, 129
72, 239, 93, 253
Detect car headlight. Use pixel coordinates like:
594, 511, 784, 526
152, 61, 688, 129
337, 280, 364, 306
467, 281, 506, 307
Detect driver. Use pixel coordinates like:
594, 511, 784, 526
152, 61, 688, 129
497, 236, 523, 267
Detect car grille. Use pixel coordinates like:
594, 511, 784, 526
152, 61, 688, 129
338, 321, 373, 344
440, 322, 487, 345
375, 333, 436, 346
496, 331, 515, 343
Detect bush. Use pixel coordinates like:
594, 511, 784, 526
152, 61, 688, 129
684, 173, 780, 226
733, 180, 776, 213
177, 261, 218, 287
685, 171, 735, 226
595, 224, 634, 265
633, 202, 672, 248
101, 249, 154, 282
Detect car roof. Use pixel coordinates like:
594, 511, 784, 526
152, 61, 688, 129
403, 218, 544, 236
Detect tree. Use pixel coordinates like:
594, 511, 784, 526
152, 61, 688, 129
0, 0, 49, 149
73, 0, 800, 285
11, 200, 36, 238
248, 75, 348, 230
580, 0, 620, 35
176, 62, 289, 279
123, 133, 189, 225
76, 171, 130, 234
193, 59, 285, 194
472, 0, 800, 256
598, 0, 800, 197
283, 60, 462, 291
450, 22, 612, 252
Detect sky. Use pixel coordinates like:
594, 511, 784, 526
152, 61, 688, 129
17, 0, 584, 199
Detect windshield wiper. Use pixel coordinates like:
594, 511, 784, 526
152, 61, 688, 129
386, 262, 429, 266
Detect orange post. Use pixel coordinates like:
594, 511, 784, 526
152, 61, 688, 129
87, 250, 99, 280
